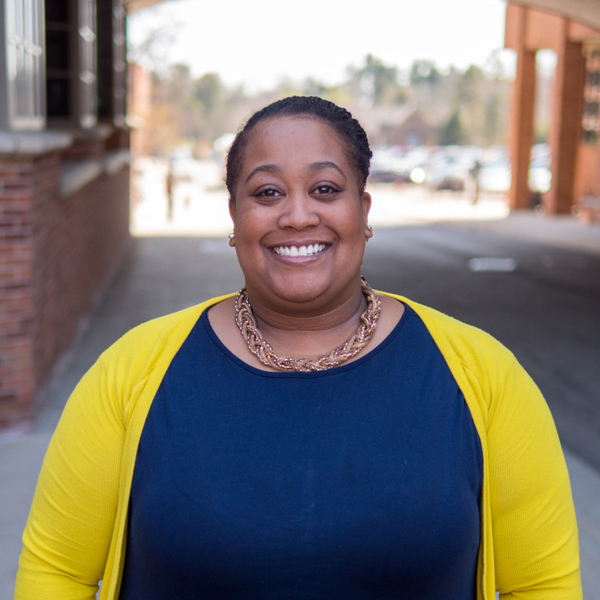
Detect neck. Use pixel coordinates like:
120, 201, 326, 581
242, 282, 367, 357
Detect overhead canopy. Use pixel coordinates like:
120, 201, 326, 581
499, 0, 600, 30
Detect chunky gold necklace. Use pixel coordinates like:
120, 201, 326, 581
234, 278, 382, 372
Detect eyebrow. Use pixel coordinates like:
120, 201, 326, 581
309, 161, 345, 177
245, 161, 345, 183
245, 164, 281, 183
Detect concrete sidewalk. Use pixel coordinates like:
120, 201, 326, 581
2, 185, 600, 598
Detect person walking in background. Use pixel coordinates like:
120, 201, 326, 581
165, 158, 175, 221
470, 158, 481, 205
15, 96, 581, 599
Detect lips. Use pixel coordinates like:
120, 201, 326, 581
272, 243, 327, 257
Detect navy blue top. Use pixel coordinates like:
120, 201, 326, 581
119, 304, 483, 600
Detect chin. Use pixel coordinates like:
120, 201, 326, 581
275, 284, 325, 304
264, 275, 343, 308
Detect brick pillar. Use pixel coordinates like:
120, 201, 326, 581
545, 22, 586, 215
0, 157, 36, 427
507, 7, 537, 211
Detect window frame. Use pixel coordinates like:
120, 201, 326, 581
97, 0, 127, 127
45, 0, 98, 129
1, 0, 45, 131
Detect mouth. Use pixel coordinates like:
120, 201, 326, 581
272, 243, 328, 258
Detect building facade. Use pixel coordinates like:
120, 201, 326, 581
505, 2, 600, 217
0, 0, 131, 430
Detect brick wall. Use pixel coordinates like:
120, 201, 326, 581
0, 156, 38, 427
0, 149, 130, 429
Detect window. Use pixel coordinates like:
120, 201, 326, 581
46, 0, 97, 128
583, 47, 600, 145
97, 0, 127, 126
1, 0, 125, 132
1, 0, 45, 131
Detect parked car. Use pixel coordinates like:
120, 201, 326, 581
478, 158, 511, 193
477, 144, 551, 195
369, 146, 430, 184
529, 144, 552, 193
424, 147, 480, 192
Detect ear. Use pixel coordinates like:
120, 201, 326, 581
228, 200, 236, 223
361, 191, 372, 218
361, 191, 372, 237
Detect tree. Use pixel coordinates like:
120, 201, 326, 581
346, 54, 404, 106
439, 108, 467, 145
188, 73, 228, 142
129, 45, 513, 160
409, 60, 441, 87
458, 64, 485, 104
192, 73, 223, 115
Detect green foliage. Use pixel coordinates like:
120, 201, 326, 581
131, 51, 513, 155
439, 108, 467, 145
409, 60, 441, 86
458, 64, 485, 103
192, 73, 223, 114
346, 54, 404, 106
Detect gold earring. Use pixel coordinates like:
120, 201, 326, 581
228, 233, 236, 247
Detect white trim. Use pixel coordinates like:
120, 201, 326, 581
58, 151, 131, 198
0, 131, 72, 154
105, 149, 131, 175
60, 158, 103, 197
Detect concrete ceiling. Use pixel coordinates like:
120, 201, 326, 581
122, 0, 600, 30
509, 0, 600, 30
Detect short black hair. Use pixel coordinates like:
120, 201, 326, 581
225, 96, 372, 203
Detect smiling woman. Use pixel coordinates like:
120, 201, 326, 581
15, 97, 581, 600
224, 111, 374, 330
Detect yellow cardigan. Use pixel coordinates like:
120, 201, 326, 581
15, 294, 582, 599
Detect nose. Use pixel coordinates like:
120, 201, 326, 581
278, 191, 320, 230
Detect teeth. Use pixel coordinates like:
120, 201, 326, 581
274, 244, 326, 257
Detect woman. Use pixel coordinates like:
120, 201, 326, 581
16, 96, 581, 599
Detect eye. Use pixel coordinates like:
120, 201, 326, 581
254, 186, 283, 199
313, 183, 339, 197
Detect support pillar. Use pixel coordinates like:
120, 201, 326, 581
545, 22, 586, 215
507, 8, 537, 211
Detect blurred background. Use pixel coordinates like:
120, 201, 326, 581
1, 1, 600, 595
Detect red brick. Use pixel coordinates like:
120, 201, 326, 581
1, 134, 131, 429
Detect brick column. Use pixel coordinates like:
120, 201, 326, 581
507, 7, 537, 211
545, 22, 586, 215
0, 156, 37, 427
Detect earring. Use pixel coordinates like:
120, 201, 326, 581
228, 233, 236, 247
365, 224, 373, 242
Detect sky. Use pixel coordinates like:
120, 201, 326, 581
128, 0, 512, 91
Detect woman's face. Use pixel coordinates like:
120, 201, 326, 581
229, 115, 372, 313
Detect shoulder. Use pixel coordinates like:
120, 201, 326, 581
96, 294, 236, 382
383, 292, 515, 368
381, 291, 527, 423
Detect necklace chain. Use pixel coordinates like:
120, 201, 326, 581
234, 278, 382, 372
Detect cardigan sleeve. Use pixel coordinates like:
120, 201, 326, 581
14, 350, 129, 600
483, 349, 582, 598
398, 297, 582, 599
14, 300, 220, 600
